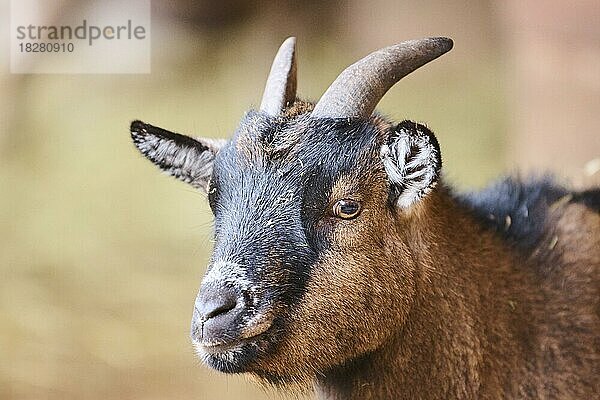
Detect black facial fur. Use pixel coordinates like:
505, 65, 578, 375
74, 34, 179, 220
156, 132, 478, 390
200, 112, 384, 371
209, 112, 383, 281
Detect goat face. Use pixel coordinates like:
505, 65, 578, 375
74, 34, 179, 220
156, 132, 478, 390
130, 37, 450, 384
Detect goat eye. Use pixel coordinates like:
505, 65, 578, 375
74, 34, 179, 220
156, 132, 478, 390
333, 199, 361, 219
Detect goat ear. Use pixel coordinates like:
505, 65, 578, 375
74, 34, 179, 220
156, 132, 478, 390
130, 120, 225, 192
380, 120, 442, 209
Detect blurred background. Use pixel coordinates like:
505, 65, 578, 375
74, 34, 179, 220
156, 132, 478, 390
1, 1, 598, 399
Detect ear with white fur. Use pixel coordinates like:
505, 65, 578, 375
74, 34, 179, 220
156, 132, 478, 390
130, 120, 225, 192
380, 120, 442, 209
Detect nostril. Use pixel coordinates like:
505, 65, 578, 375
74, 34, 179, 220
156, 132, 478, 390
196, 284, 240, 321
204, 297, 237, 320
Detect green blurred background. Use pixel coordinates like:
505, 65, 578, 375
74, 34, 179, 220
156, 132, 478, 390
1, 1, 598, 399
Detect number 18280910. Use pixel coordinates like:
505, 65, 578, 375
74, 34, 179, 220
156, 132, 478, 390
19, 42, 74, 53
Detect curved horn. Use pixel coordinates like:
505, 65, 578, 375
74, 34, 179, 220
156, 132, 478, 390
312, 37, 453, 119
259, 37, 298, 116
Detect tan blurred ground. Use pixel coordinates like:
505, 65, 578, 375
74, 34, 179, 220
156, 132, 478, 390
0, 1, 598, 399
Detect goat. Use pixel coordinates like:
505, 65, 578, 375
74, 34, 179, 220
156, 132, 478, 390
130, 37, 600, 399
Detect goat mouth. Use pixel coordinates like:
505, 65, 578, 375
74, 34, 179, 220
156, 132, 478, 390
197, 329, 268, 354
190, 306, 277, 372
193, 329, 272, 374
196, 309, 274, 347
194, 315, 274, 354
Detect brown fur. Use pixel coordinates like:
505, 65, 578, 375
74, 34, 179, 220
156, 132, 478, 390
239, 106, 600, 398
256, 188, 599, 399
133, 100, 599, 398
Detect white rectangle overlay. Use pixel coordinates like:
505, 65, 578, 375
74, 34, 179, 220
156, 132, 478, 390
10, 0, 151, 74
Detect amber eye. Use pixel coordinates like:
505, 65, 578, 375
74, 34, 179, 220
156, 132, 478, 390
332, 199, 361, 219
